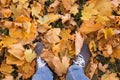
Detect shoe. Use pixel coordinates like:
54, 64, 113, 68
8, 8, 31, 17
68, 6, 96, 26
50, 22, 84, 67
34, 42, 46, 69
73, 42, 90, 68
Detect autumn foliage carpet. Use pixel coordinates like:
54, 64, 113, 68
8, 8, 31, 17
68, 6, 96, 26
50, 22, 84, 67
0, 0, 120, 80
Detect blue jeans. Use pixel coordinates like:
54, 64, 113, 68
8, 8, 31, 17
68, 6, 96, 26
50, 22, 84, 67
32, 64, 89, 80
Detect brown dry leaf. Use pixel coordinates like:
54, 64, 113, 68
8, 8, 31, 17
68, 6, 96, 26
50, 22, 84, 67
19, 62, 35, 79
24, 49, 36, 62
3, 75, 14, 80
79, 19, 103, 34
75, 31, 84, 55
0, 63, 14, 74
37, 24, 51, 33
8, 43, 25, 60
52, 43, 61, 56
62, 0, 76, 10
98, 63, 108, 72
45, 28, 61, 44
41, 50, 68, 76
48, 0, 60, 12
59, 14, 71, 23
60, 29, 71, 40
101, 72, 119, 80
6, 54, 24, 66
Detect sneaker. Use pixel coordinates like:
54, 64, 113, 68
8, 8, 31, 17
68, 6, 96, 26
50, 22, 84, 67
34, 42, 46, 69
73, 42, 90, 68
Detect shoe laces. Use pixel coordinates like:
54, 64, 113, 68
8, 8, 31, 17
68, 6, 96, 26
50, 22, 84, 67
37, 57, 46, 69
73, 54, 85, 68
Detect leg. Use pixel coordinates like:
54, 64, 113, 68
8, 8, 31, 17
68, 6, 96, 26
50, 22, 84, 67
32, 42, 53, 80
32, 65, 53, 80
66, 42, 90, 80
66, 65, 89, 80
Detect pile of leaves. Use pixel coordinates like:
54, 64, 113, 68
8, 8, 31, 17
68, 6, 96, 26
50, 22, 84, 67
0, 0, 120, 80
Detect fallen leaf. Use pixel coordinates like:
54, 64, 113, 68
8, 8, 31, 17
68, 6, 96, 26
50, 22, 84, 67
8, 43, 25, 60
70, 4, 79, 15
24, 49, 36, 62
62, 0, 76, 10
103, 28, 114, 39
79, 19, 103, 34
0, 63, 14, 74
19, 62, 35, 79
45, 28, 61, 44
112, 48, 120, 59
60, 29, 71, 40
75, 31, 84, 55
6, 54, 25, 66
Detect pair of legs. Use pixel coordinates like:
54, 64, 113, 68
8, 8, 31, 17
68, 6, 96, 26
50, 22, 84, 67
32, 42, 90, 80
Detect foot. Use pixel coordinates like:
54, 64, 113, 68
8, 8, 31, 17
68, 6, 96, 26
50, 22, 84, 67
34, 42, 46, 69
73, 42, 90, 68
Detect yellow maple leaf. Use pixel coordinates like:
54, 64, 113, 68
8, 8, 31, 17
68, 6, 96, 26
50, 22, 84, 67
103, 28, 114, 39
24, 49, 36, 62
37, 13, 59, 25
2, 37, 18, 47
60, 29, 71, 40
70, 4, 79, 15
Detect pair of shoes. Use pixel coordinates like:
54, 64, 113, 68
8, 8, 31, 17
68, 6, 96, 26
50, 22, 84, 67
34, 42, 90, 69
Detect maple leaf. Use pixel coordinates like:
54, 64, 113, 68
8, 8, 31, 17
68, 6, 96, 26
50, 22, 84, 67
89, 40, 97, 55
103, 28, 114, 39
2, 37, 18, 47
24, 49, 36, 63
19, 62, 35, 79
45, 28, 61, 44
70, 4, 79, 15
60, 29, 71, 40
37, 13, 59, 25
31, 3, 42, 17
79, 19, 103, 34
8, 43, 25, 60
75, 31, 84, 55
0, 63, 14, 74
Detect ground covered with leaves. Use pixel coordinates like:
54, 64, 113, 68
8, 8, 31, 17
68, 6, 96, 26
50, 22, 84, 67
0, 0, 120, 80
